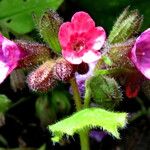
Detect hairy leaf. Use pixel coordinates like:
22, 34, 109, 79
37, 10, 63, 53
108, 8, 143, 44
0, 0, 63, 34
86, 74, 122, 109
48, 108, 127, 142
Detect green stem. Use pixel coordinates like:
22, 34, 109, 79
70, 78, 82, 111
79, 130, 90, 150
84, 82, 91, 108
70, 78, 90, 150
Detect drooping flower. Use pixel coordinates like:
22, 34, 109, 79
0, 34, 23, 84
59, 11, 106, 64
130, 28, 150, 79
70, 61, 96, 97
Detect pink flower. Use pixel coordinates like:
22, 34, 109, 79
130, 28, 150, 79
59, 11, 106, 64
0, 34, 22, 84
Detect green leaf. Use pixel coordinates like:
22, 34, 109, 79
37, 10, 63, 53
102, 55, 113, 66
108, 8, 143, 44
0, 0, 63, 34
48, 108, 127, 142
86, 74, 122, 109
0, 95, 12, 113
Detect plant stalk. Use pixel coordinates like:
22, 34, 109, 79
70, 78, 90, 150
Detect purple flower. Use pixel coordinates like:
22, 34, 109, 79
70, 61, 96, 97
0, 34, 23, 84
130, 28, 150, 79
90, 130, 107, 142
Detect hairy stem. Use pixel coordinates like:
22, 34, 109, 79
70, 77, 90, 150
70, 78, 82, 111
84, 82, 91, 108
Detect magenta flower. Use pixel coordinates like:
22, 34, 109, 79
0, 34, 22, 84
59, 11, 106, 64
130, 28, 150, 79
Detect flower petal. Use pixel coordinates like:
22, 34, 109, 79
131, 28, 150, 79
0, 61, 9, 84
62, 49, 82, 64
86, 27, 106, 50
141, 68, 150, 79
58, 22, 73, 49
0, 34, 22, 84
71, 11, 95, 33
0, 34, 3, 43
82, 50, 101, 63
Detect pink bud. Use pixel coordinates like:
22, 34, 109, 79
53, 58, 75, 81
27, 61, 56, 92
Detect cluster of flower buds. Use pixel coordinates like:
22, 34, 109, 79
27, 58, 76, 92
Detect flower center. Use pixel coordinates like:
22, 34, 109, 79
72, 41, 85, 52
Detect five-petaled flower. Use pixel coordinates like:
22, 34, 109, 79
59, 11, 106, 64
130, 28, 150, 79
0, 34, 23, 84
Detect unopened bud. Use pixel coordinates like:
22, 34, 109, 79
16, 40, 51, 68
53, 58, 75, 81
27, 61, 56, 92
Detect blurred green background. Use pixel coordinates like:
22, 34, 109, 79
62, 0, 150, 32
0, 0, 150, 36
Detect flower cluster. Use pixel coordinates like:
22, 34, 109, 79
0, 11, 150, 99
0, 8, 150, 150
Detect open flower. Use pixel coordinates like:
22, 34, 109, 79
59, 11, 106, 64
130, 28, 150, 79
0, 34, 22, 84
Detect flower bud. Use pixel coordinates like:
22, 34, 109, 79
16, 40, 51, 68
27, 61, 56, 92
53, 58, 75, 81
